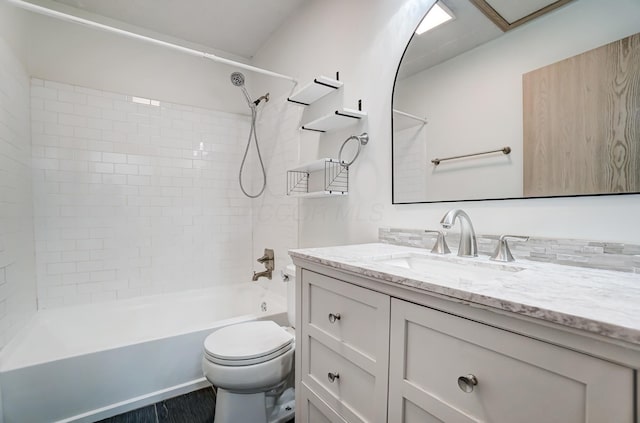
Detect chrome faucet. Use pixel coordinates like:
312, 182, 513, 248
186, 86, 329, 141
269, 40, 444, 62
252, 248, 274, 281
424, 230, 451, 254
490, 235, 529, 262
440, 209, 478, 257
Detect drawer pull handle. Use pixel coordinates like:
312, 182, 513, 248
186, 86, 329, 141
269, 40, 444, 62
328, 313, 341, 323
457, 374, 478, 393
327, 372, 340, 383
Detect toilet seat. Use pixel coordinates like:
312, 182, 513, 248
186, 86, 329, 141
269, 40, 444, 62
204, 321, 293, 366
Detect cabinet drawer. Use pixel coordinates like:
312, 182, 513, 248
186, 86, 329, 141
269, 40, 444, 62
306, 336, 375, 423
389, 298, 635, 423
302, 269, 388, 360
299, 383, 348, 423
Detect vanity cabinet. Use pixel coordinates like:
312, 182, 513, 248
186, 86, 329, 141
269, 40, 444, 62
295, 265, 637, 423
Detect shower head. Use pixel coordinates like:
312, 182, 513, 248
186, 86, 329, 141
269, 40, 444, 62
230, 72, 245, 87
231, 72, 255, 109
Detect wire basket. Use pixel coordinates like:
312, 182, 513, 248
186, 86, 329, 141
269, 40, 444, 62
287, 159, 348, 197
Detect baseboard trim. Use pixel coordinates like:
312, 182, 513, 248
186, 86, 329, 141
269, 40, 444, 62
54, 378, 210, 423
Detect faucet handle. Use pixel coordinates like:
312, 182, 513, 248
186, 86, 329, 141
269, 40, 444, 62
425, 230, 451, 255
490, 235, 529, 262
257, 248, 274, 264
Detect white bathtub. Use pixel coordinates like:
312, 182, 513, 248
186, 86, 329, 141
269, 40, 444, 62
0, 283, 287, 423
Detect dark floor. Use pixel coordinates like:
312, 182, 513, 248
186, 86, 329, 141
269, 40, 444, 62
96, 388, 216, 423
97, 388, 294, 423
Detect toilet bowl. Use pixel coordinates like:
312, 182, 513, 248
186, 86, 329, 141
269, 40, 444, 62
202, 264, 296, 423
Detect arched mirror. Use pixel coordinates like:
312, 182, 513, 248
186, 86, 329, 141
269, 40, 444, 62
392, 0, 640, 204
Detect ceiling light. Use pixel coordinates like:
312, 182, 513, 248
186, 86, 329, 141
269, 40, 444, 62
416, 2, 455, 35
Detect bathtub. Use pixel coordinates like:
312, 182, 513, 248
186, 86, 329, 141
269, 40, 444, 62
0, 283, 287, 423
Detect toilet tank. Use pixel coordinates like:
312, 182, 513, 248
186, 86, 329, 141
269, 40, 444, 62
283, 264, 296, 327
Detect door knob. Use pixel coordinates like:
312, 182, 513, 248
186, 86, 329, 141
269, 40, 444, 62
327, 372, 340, 383
457, 374, 478, 393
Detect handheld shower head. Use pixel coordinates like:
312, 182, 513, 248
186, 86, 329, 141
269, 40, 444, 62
231, 72, 254, 108
233, 72, 268, 198
230, 72, 245, 87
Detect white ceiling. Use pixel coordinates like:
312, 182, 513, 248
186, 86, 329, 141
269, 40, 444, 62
398, 0, 578, 79
398, 0, 502, 80
48, 0, 309, 58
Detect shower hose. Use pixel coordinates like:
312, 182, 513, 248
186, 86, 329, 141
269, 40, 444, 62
238, 105, 267, 198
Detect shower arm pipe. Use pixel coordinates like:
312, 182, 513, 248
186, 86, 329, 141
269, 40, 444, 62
5, 0, 298, 85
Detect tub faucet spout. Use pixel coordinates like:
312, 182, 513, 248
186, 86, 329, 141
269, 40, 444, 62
252, 269, 272, 281
440, 209, 478, 257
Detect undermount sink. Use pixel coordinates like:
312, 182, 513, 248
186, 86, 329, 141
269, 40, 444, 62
371, 253, 525, 282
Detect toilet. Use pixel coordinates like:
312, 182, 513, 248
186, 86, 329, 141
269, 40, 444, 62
202, 265, 296, 423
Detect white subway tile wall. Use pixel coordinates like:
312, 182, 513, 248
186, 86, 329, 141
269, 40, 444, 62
31, 79, 253, 309
0, 39, 37, 348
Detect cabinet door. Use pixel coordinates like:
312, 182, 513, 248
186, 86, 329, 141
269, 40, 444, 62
299, 383, 349, 423
300, 270, 390, 423
388, 298, 635, 423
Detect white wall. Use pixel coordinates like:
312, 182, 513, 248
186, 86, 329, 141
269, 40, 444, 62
19, 0, 252, 115
30, 79, 253, 308
393, 125, 428, 203
252, 0, 640, 246
0, 3, 37, 348
394, 0, 640, 202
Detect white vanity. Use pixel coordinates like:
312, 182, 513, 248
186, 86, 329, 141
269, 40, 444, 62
289, 243, 640, 423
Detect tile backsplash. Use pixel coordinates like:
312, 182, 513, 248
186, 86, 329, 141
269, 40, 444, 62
380, 228, 640, 273
31, 79, 254, 308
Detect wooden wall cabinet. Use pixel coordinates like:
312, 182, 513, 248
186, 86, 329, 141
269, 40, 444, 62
523, 32, 640, 197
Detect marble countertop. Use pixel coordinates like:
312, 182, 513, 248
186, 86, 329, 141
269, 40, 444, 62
289, 243, 640, 346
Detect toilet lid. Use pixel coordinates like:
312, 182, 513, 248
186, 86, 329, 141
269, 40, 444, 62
204, 321, 294, 364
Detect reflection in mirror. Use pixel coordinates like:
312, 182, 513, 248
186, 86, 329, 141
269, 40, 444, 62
392, 0, 640, 204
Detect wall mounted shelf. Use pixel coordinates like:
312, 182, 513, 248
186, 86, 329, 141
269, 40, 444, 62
301, 108, 367, 133
289, 191, 348, 199
287, 76, 343, 106
287, 158, 348, 198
